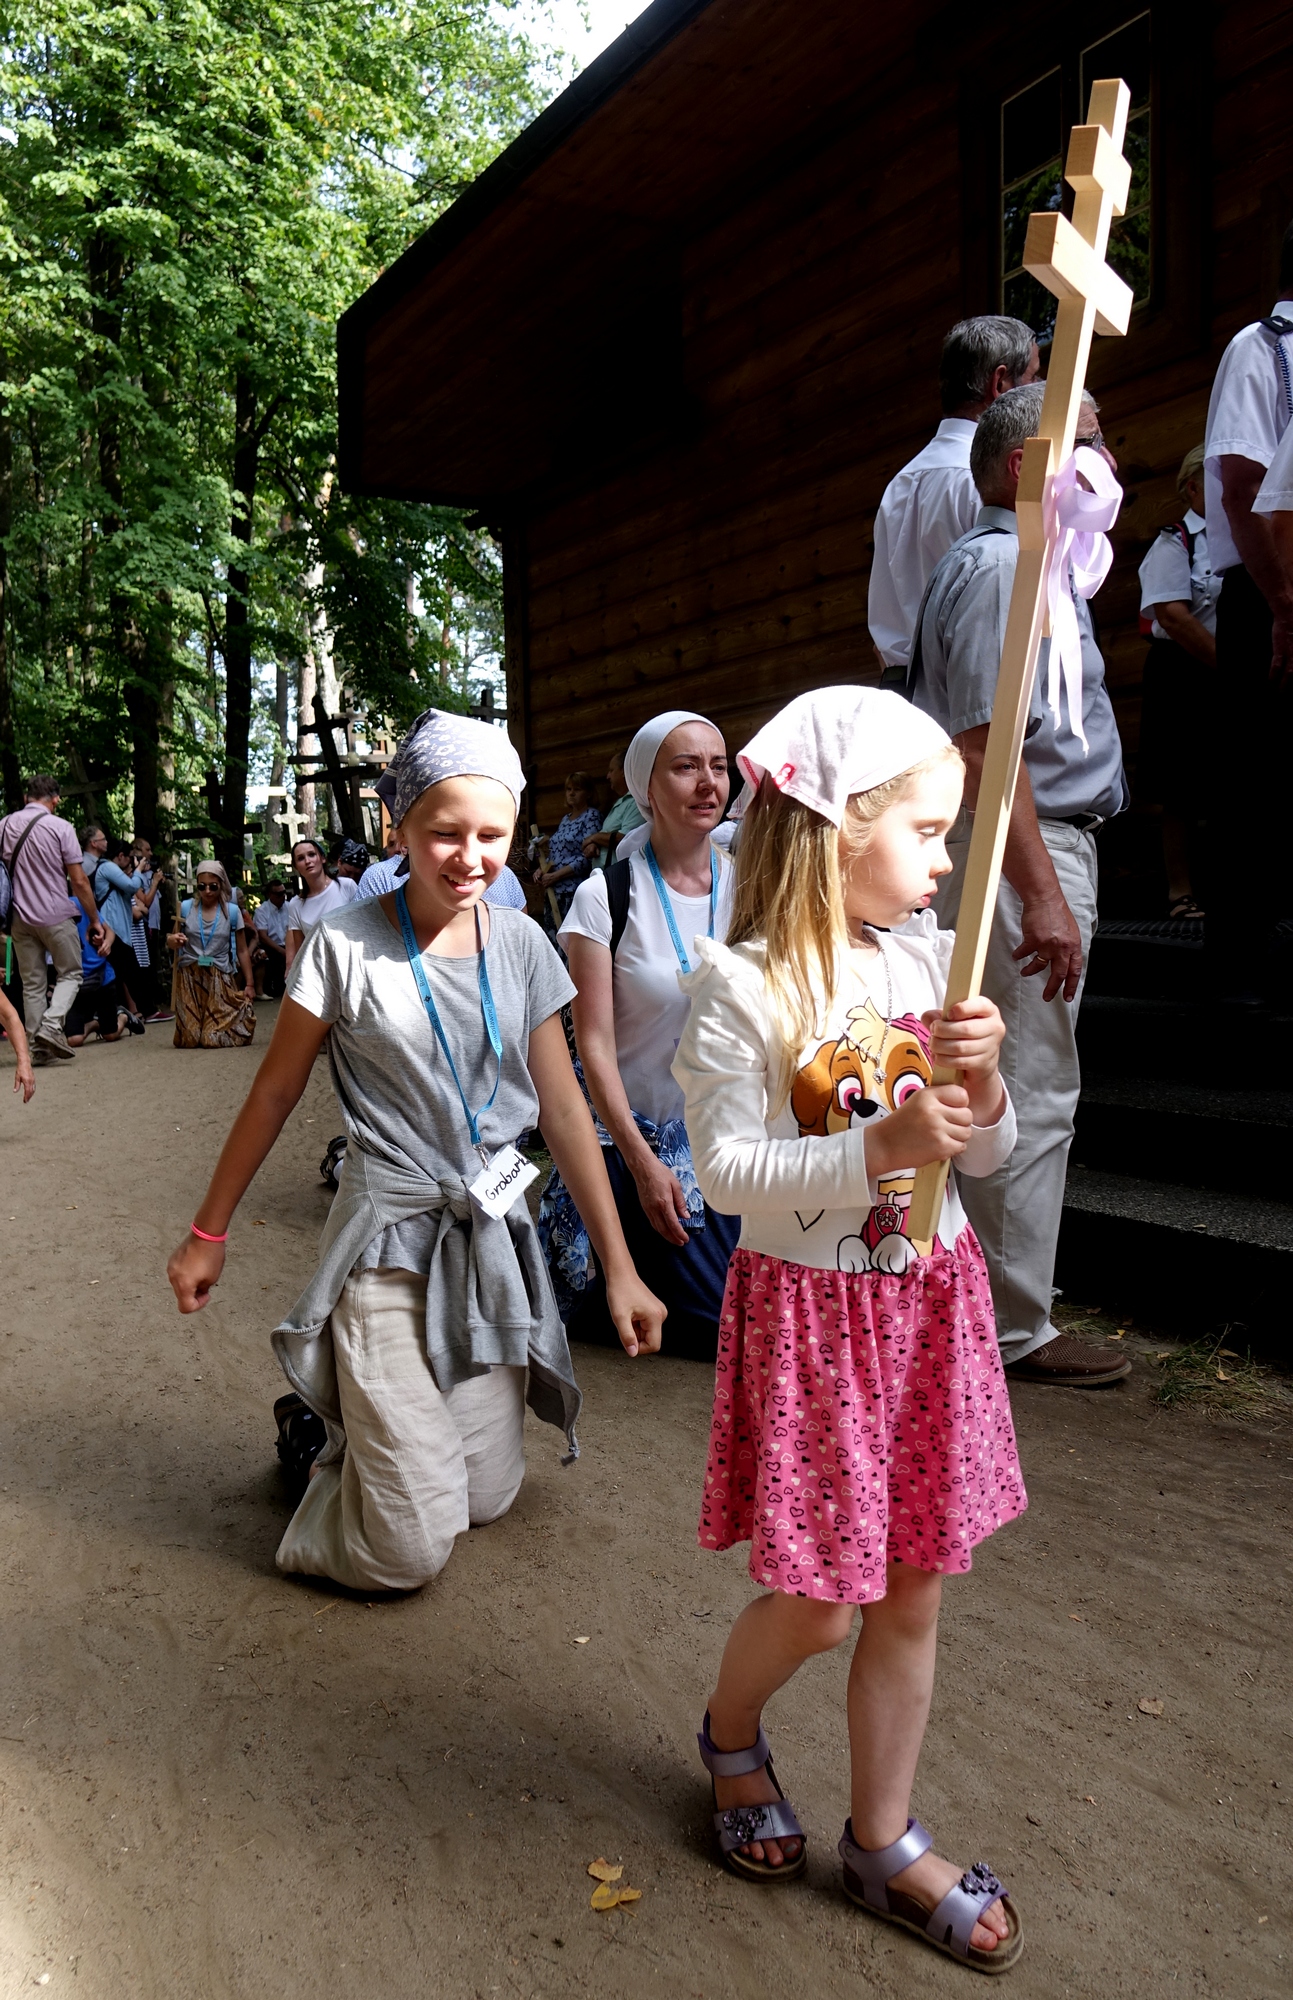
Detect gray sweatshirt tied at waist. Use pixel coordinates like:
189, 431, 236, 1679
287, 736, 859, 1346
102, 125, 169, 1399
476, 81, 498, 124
272, 1137, 582, 1460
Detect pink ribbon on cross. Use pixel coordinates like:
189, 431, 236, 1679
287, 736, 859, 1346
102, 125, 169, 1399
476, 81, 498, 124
1042, 445, 1123, 752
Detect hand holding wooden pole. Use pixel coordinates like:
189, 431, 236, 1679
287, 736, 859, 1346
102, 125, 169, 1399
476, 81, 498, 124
906, 78, 1133, 1248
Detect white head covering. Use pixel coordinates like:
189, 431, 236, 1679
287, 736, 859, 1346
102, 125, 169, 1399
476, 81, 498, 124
617, 708, 725, 857
732, 686, 951, 827
384, 706, 525, 824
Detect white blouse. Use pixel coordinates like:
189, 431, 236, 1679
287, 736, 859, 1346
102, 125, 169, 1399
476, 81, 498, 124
671, 911, 1015, 1275
560, 848, 733, 1126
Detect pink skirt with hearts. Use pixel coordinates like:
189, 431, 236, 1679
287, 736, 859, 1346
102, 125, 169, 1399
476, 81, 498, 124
698, 1233, 1026, 1603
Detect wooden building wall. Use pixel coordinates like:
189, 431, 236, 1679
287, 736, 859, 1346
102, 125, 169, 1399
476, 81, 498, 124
512, 0, 1293, 836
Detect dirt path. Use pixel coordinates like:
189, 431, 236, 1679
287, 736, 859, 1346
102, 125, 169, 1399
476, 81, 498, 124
1, 1011, 1289, 1999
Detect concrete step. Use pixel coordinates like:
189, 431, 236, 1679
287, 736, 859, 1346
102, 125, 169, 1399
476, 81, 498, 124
1084, 915, 1293, 1002
1055, 1165, 1293, 1357
1084, 917, 1203, 1000
1072, 1075, 1293, 1201
1075, 993, 1293, 1084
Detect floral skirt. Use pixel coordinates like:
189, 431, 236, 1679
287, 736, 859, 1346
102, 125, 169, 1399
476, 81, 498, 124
699, 1233, 1026, 1603
172, 961, 255, 1049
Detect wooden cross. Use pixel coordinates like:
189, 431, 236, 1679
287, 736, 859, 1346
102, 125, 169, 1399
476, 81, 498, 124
906, 77, 1133, 1244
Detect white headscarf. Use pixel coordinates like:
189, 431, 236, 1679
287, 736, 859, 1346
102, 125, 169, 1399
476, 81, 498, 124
617, 708, 725, 858
732, 686, 951, 827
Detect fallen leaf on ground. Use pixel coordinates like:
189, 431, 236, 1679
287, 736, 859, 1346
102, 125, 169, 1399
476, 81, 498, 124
1083, 1795, 1096, 1805
573, 1636, 590, 1645
591, 1881, 642, 1910
1218, 1348, 1240, 1358
1069, 1614, 1083, 1622
1216, 1370, 1233, 1382
1137, 1698, 1164, 1717
587, 1858, 623, 1882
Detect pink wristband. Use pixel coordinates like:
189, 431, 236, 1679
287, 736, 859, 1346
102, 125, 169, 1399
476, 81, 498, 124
190, 1223, 229, 1243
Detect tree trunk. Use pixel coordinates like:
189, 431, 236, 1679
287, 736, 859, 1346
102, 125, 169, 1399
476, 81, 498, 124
28, 412, 54, 687
0, 400, 22, 808
158, 679, 176, 832
271, 658, 289, 788
91, 226, 158, 837
220, 370, 257, 877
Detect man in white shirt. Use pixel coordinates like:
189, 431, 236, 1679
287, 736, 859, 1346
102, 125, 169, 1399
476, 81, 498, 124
1202, 220, 1293, 997
254, 879, 290, 996
868, 316, 1041, 680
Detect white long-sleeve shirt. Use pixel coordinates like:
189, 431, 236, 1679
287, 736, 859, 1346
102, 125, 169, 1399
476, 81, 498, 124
868, 418, 980, 671
671, 915, 1015, 1276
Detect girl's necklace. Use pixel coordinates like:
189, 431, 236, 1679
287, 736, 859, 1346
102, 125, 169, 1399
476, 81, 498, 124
857, 924, 895, 1083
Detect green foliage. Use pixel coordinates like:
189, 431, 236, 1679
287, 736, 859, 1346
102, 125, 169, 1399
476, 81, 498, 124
0, 0, 550, 831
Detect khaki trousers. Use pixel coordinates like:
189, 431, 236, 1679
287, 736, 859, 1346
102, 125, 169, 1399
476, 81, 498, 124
276, 1267, 527, 1591
935, 813, 1098, 1365
11, 913, 82, 1036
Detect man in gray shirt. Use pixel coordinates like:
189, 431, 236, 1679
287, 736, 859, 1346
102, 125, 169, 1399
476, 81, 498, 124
910, 383, 1130, 1387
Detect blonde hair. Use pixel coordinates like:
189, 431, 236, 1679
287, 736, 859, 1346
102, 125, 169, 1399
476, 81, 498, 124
727, 746, 963, 1108
1177, 443, 1205, 494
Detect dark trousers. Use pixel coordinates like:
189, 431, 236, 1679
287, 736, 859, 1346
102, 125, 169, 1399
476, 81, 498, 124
261, 946, 286, 997
107, 936, 153, 1017
67, 977, 121, 1039
566, 1143, 740, 1363
1204, 566, 1293, 992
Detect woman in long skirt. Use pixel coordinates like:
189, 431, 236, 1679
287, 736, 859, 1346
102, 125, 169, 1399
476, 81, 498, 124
167, 862, 256, 1049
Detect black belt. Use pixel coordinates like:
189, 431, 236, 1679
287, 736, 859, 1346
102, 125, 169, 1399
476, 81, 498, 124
1049, 812, 1104, 832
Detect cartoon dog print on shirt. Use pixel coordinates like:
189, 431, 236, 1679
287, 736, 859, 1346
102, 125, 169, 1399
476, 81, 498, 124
789, 998, 932, 1275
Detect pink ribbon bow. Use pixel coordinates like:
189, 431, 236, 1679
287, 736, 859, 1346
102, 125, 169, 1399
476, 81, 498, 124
1042, 446, 1122, 752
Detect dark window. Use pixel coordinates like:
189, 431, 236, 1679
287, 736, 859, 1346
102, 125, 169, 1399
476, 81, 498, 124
1083, 14, 1152, 308
1001, 70, 1063, 339
1000, 13, 1152, 344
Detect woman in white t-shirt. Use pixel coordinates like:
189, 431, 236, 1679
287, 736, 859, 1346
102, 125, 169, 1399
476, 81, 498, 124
284, 837, 359, 969
543, 710, 741, 1360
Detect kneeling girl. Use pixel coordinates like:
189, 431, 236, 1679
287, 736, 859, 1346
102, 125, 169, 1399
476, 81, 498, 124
673, 687, 1027, 1973
168, 710, 664, 1591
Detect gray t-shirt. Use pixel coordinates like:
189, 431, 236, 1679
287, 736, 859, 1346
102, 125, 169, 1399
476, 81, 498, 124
178, 898, 245, 969
912, 507, 1128, 821
286, 900, 574, 1271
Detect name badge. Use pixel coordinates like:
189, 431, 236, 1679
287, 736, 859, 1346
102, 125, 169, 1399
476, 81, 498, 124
468, 1143, 539, 1220
196, 954, 214, 967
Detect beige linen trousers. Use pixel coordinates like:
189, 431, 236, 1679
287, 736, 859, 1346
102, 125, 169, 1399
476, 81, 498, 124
276, 1266, 527, 1590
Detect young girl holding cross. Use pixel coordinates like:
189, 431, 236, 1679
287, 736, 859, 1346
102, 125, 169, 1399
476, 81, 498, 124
672, 687, 1027, 1973
167, 710, 664, 1592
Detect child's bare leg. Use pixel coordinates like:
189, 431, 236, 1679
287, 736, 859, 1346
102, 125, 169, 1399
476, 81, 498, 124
707, 1592, 854, 1865
847, 1564, 1007, 1951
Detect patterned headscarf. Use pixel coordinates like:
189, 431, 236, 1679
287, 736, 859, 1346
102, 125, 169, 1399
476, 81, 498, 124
194, 858, 233, 914
385, 707, 525, 825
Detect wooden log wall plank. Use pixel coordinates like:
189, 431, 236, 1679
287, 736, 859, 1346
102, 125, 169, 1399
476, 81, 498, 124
507, 0, 1293, 831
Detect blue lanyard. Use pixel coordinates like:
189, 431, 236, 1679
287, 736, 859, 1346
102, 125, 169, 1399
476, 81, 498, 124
395, 885, 501, 1160
642, 842, 719, 974
195, 902, 218, 954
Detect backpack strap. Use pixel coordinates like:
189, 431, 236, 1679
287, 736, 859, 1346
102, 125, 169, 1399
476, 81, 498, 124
605, 858, 631, 961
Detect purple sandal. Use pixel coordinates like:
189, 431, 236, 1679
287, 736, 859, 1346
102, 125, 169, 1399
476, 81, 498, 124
697, 1713, 807, 1883
839, 1817, 1024, 1974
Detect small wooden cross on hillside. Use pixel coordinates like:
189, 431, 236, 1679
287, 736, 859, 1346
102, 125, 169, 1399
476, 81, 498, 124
907, 77, 1134, 1244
